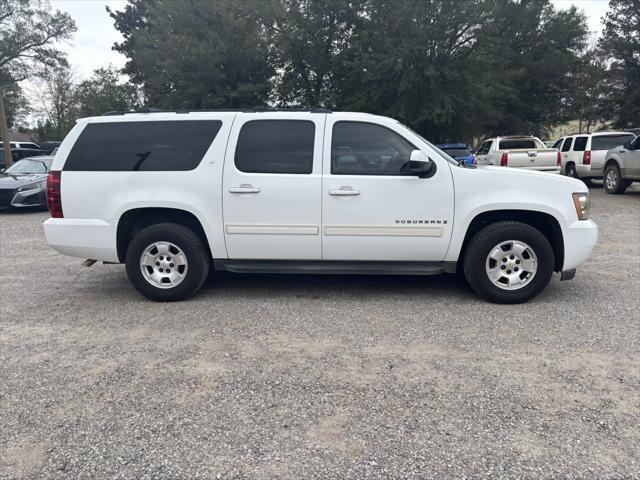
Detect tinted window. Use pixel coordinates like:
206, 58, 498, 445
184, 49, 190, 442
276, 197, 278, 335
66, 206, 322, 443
633, 137, 640, 150
235, 120, 314, 174
64, 121, 222, 171
442, 147, 471, 157
331, 122, 416, 175
499, 139, 537, 149
591, 134, 635, 151
573, 136, 588, 152
561, 137, 573, 152
552, 139, 563, 149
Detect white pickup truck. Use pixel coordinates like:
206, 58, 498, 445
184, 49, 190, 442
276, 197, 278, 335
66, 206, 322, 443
43, 109, 597, 304
474, 136, 560, 172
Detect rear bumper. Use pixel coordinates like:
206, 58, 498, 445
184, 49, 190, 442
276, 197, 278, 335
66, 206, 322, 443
43, 218, 119, 263
562, 219, 598, 271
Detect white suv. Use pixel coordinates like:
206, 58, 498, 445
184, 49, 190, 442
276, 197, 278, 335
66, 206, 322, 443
553, 131, 636, 182
44, 109, 597, 303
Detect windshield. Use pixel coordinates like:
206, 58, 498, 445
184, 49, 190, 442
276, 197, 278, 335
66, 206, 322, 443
398, 123, 462, 166
5, 158, 50, 174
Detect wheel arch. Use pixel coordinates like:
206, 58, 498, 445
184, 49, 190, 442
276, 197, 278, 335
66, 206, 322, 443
458, 210, 564, 272
604, 156, 620, 171
116, 207, 212, 263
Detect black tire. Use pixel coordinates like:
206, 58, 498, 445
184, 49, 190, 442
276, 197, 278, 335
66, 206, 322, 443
603, 163, 630, 194
125, 223, 210, 301
463, 221, 555, 304
565, 163, 578, 178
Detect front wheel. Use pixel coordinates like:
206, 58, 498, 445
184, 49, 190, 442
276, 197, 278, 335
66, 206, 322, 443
604, 164, 630, 194
125, 223, 210, 301
463, 221, 555, 304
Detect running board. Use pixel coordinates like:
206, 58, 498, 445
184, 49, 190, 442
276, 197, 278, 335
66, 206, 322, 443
214, 260, 457, 276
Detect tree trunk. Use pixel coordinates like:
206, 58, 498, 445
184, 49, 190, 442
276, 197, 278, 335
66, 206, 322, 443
0, 90, 12, 168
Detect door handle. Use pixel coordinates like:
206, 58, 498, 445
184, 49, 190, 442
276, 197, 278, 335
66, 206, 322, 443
329, 187, 360, 196
229, 185, 260, 194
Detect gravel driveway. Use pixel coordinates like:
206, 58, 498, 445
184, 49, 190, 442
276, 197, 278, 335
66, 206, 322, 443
1, 185, 639, 479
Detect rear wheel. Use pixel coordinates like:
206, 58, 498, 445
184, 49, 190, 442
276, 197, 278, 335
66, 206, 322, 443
463, 221, 554, 304
565, 163, 578, 178
604, 163, 630, 194
125, 223, 210, 301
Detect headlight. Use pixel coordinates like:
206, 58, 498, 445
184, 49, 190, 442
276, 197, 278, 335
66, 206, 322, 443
16, 180, 46, 192
572, 192, 590, 220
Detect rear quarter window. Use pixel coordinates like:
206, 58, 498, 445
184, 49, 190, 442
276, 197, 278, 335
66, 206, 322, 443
64, 120, 223, 171
591, 134, 635, 151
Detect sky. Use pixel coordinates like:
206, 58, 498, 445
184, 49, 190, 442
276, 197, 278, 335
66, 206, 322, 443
51, 0, 611, 81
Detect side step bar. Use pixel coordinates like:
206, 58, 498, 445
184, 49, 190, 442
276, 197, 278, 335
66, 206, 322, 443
214, 260, 457, 276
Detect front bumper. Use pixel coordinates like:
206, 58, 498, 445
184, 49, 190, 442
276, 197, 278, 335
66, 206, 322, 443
0, 187, 46, 209
562, 219, 598, 271
43, 218, 120, 263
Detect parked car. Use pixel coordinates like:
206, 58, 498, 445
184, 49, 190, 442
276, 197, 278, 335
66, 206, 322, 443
0, 148, 48, 169
553, 131, 636, 183
0, 141, 40, 150
437, 143, 474, 165
603, 136, 639, 194
43, 109, 597, 304
473, 136, 560, 173
0, 156, 54, 209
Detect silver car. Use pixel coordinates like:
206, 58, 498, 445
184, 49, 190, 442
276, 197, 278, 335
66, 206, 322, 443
604, 136, 640, 194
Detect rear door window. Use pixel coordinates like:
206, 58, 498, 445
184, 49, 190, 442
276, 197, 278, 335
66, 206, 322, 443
235, 120, 315, 174
561, 138, 573, 152
591, 134, 635, 151
573, 137, 588, 152
64, 120, 222, 171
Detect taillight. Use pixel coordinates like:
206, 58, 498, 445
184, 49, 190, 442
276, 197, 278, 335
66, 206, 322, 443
583, 151, 591, 165
500, 152, 508, 166
47, 171, 63, 218
557, 150, 561, 166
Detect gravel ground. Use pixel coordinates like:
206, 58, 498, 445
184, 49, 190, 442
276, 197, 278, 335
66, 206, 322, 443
1, 185, 639, 480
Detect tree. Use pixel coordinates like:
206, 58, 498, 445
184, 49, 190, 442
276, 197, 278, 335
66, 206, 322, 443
257, 0, 364, 107
0, 0, 75, 165
36, 66, 76, 140
598, 0, 640, 129
567, 46, 608, 133
0, 0, 76, 83
109, 0, 273, 109
74, 66, 142, 117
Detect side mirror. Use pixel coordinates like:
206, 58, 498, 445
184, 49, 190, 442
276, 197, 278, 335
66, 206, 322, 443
409, 150, 435, 178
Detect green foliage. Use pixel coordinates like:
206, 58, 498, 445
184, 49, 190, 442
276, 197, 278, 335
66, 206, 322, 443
107, 0, 617, 141
109, 0, 273, 109
0, 0, 76, 85
74, 67, 142, 117
598, 0, 640, 129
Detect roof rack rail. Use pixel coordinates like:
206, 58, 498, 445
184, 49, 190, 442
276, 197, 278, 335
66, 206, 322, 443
102, 106, 332, 116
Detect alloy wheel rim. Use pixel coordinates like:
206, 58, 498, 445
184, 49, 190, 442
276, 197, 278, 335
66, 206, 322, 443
606, 170, 618, 190
485, 240, 538, 291
140, 241, 188, 289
